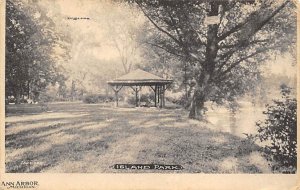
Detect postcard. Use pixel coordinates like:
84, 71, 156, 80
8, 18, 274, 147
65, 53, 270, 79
0, 0, 299, 189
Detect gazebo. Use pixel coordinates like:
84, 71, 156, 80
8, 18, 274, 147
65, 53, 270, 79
107, 69, 173, 108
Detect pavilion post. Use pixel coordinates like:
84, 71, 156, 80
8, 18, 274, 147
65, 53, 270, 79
115, 91, 118, 107
157, 86, 160, 105
111, 85, 123, 107
154, 85, 157, 107
135, 86, 138, 107
138, 86, 142, 106
162, 85, 166, 108
160, 85, 163, 108
162, 85, 164, 108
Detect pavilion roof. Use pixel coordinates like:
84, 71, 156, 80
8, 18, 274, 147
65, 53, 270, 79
107, 69, 173, 86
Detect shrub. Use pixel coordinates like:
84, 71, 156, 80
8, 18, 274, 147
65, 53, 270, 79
53, 97, 69, 102
19, 98, 28, 104
165, 95, 186, 106
127, 94, 153, 106
39, 93, 54, 103
83, 94, 114, 104
255, 85, 296, 173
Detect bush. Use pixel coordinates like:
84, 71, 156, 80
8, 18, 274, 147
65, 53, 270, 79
39, 93, 55, 103
165, 95, 186, 106
5, 96, 16, 104
83, 94, 114, 104
53, 97, 69, 102
127, 94, 153, 106
19, 98, 28, 104
255, 86, 296, 173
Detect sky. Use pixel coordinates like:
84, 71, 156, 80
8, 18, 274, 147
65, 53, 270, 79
264, 53, 296, 77
35, 0, 143, 74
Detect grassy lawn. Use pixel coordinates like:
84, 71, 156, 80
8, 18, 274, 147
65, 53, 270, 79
5, 102, 271, 173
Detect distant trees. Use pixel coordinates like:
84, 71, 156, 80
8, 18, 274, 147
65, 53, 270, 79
6, 0, 296, 109
5, 0, 70, 103
101, 3, 144, 74
133, 0, 296, 119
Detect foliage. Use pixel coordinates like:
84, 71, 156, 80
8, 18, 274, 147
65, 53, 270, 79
104, 3, 142, 74
255, 85, 296, 173
38, 93, 55, 103
83, 94, 114, 104
165, 95, 186, 106
5, 0, 70, 103
127, 93, 154, 106
132, 0, 296, 119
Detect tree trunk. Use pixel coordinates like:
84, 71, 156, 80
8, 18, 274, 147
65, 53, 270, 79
71, 80, 76, 101
188, 72, 211, 120
188, 88, 205, 120
15, 93, 21, 104
27, 80, 30, 99
188, 3, 220, 120
14, 87, 21, 104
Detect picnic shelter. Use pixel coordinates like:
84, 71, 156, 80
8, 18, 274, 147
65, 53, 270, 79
107, 69, 173, 108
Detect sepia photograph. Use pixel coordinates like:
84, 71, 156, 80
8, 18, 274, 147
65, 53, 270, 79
0, 0, 298, 189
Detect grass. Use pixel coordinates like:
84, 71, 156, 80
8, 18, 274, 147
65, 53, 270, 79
5, 102, 271, 173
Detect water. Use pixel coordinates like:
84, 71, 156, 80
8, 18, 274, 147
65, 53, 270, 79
205, 102, 266, 138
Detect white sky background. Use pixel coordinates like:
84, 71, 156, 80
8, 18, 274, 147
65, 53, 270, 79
265, 54, 296, 77
39, 0, 145, 74
35, 0, 296, 90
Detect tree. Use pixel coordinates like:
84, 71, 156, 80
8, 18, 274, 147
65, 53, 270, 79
132, 0, 296, 119
5, 0, 70, 103
94, 2, 144, 74
138, 23, 181, 78
255, 85, 296, 173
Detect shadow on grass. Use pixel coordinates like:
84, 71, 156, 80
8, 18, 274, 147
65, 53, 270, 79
5, 102, 265, 173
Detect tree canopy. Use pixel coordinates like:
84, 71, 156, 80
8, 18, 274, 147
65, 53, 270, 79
5, 0, 296, 112
132, 0, 296, 119
5, 0, 70, 103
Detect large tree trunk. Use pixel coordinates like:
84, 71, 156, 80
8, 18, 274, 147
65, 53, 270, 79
188, 72, 211, 120
188, 3, 219, 120
188, 88, 206, 120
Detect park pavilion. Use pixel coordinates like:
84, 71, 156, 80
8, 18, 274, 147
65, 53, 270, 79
107, 69, 173, 108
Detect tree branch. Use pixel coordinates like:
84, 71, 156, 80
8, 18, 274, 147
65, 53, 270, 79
166, 9, 186, 48
219, 39, 270, 49
217, 17, 250, 42
253, 0, 290, 34
218, 0, 290, 42
145, 41, 184, 58
217, 45, 280, 79
136, 2, 182, 46
180, 8, 207, 46
221, 51, 263, 75
215, 38, 271, 73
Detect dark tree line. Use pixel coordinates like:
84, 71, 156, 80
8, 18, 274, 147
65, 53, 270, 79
5, 0, 69, 104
